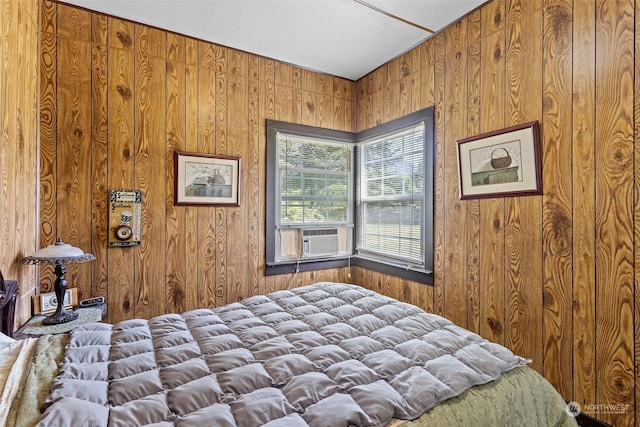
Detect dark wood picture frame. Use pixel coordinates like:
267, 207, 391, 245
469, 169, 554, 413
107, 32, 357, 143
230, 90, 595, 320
457, 121, 542, 200
174, 151, 241, 206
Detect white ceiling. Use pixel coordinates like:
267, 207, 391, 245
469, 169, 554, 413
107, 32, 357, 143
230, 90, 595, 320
59, 0, 487, 81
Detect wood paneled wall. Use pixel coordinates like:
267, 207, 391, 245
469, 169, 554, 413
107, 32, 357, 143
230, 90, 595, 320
38, 0, 355, 324
37, 0, 640, 425
355, 0, 638, 425
0, 0, 40, 329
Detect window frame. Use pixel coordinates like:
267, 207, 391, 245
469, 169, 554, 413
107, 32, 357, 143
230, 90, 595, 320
265, 120, 354, 275
352, 108, 434, 284
265, 107, 434, 284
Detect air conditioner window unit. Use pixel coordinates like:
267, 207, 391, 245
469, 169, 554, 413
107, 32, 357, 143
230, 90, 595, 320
301, 228, 339, 257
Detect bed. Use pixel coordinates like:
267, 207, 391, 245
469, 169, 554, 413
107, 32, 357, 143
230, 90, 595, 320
1, 282, 577, 427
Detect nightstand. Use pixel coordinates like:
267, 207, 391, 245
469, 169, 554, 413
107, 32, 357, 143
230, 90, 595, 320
14, 304, 107, 339
0, 278, 19, 337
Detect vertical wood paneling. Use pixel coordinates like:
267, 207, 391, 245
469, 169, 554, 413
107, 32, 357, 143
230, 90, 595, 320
465, 9, 482, 334
165, 54, 187, 314
56, 3, 89, 40
354, 0, 640, 424
133, 49, 167, 319
184, 61, 199, 311
383, 79, 399, 123
90, 41, 108, 299
1, 0, 39, 330
214, 68, 228, 305
504, 1, 543, 373
106, 43, 135, 321
91, 14, 107, 45
594, 1, 635, 425
21, 0, 39, 299
442, 20, 468, 328
56, 35, 93, 298
478, 1, 506, 346
355, 78, 367, 131
33, 3, 640, 425
344, 80, 355, 133
541, 0, 573, 398
136, 25, 164, 58
38, 28, 57, 292
40, 2, 359, 324
333, 81, 346, 131
196, 64, 217, 309
134, 34, 167, 319
108, 18, 133, 51
275, 85, 294, 124
302, 90, 316, 125
260, 76, 275, 296
432, 33, 446, 317
247, 77, 261, 297
635, 2, 640, 424
292, 78, 303, 125
14, 0, 25, 270
40, 0, 55, 34
572, 0, 596, 411
318, 94, 333, 129
227, 73, 249, 302
365, 76, 375, 129
478, 198, 506, 346
2, 0, 8, 281
419, 41, 435, 110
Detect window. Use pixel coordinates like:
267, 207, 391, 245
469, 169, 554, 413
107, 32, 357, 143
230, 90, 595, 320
277, 134, 352, 227
354, 108, 434, 283
266, 107, 433, 284
266, 121, 354, 274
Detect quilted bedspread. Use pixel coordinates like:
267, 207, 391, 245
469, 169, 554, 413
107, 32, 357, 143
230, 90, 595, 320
37, 282, 530, 427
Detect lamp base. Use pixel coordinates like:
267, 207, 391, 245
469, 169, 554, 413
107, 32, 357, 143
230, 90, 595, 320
42, 308, 79, 325
41, 262, 79, 325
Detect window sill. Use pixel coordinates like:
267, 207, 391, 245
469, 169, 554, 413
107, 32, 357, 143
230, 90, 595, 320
265, 256, 433, 286
265, 258, 350, 276
351, 257, 434, 285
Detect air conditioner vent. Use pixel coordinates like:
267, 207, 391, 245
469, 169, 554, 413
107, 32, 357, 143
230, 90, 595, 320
302, 229, 338, 237
301, 228, 339, 257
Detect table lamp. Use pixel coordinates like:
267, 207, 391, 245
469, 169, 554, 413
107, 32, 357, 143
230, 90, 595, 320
20, 238, 95, 325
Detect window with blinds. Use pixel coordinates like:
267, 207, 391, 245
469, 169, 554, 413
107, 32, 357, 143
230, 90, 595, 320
356, 124, 426, 267
276, 134, 353, 226
265, 107, 433, 283
266, 120, 354, 272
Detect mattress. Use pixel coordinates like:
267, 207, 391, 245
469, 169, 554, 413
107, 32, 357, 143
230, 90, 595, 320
2, 282, 578, 427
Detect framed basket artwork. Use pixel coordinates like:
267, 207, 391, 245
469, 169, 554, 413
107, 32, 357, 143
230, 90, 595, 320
174, 151, 241, 206
457, 121, 542, 200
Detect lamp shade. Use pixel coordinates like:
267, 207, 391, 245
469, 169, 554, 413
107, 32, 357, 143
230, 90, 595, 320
20, 238, 96, 265
19, 237, 95, 325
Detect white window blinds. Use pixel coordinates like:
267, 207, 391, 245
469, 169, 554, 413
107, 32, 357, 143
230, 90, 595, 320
276, 133, 353, 226
356, 123, 425, 266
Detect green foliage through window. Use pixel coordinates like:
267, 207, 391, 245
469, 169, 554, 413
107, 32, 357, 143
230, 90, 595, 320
277, 134, 352, 225
266, 108, 433, 284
